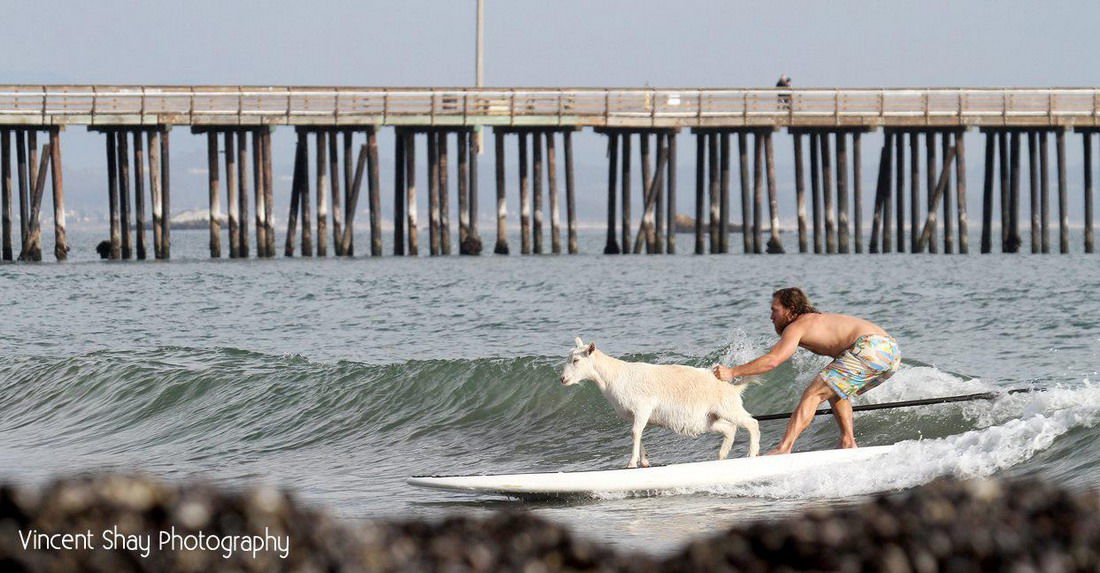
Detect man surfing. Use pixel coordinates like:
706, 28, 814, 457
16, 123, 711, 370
712, 288, 901, 455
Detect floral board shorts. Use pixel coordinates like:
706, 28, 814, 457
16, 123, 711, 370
820, 334, 901, 399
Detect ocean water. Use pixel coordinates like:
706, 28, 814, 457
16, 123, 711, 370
1, 228, 1098, 555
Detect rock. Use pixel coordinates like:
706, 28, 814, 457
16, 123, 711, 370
2, 475, 1098, 571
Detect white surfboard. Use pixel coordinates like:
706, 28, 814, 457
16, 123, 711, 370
407, 445, 893, 497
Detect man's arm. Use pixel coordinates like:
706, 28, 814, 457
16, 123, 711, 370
713, 323, 804, 381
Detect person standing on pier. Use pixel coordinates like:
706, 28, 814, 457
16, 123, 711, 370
776, 75, 792, 109
712, 287, 901, 454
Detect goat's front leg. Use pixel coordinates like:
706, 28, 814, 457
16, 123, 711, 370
628, 408, 652, 469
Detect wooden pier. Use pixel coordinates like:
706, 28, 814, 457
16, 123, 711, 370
1, 86, 1098, 260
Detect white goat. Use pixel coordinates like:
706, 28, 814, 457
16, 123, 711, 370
559, 337, 760, 468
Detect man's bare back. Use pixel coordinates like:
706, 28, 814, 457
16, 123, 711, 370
713, 288, 901, 455
786, 313, 889, 358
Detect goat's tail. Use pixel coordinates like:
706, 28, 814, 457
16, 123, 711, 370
731, 375, 764, 388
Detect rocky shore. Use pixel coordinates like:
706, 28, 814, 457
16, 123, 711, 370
2, 474, 1098, 571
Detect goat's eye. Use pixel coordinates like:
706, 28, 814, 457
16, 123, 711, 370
572, 358, 578, 364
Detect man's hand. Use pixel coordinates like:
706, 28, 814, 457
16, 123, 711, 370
712, 364, 734, 381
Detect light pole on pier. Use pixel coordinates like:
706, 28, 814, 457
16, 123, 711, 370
476, 0, 484, 90
475, 0, 484, 152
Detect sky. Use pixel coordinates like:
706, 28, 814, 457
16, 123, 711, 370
2, 0, 1099, 227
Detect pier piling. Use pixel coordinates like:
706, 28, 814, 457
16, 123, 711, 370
639, 133, 652, 254
159, 128, 170, 258
707, 133, 718, 254
458, 130, 469, 252
118, 132, 132, 259
605, 133, 620, 254
547, 132, 561, 254
519, 132, 530, 255
753, 133, 764, 254
341, 139, 369, 256
148, 131, 164, 259
955, 129, 969, 254
693, 134, 703, 254
1040, 131, 1049, 253
331, 132, 346, 256
793, 133, 807, 253
492, 129, 507, 255
665, 132, 676, 254
533, 131, 544, 254
621, 133, 632, 254
999, 131, 1009, 252
1, 130, 10, 261
21, 141, 50, 262
1008, 130, 1021, 253
226, 132, 240, 258
468, 129, 483, 255
737, 132, 751, 255
943, 131, 955, 254
821, 132, 834, 254
259, 131, 272, 257
853, 132, 864, 253
651, 133, 660, 254
253, 130, 266, 257
764, 131, 783, 254
315, 132, 329, 257
719, 132, 730, 254
15, 131, 27, 252
836, 133, 850, 254
428, 131, 439, 256
985, 133, 1003, 254
891, 130, 902, 253
394, 131, 406, 256
810, 133, 822, 253
927, 132, 937, 254
285, 131, 304, 257
1029, 132, 1040, 254
48, 128, 67, 261
369, 129, 382, 256
299, 133, 313, 256
238, 130, 249, 258
440, 131, 452, 255
206, 132, 221, 258
869, 133, 885, 254
1057, 128, 1068, 254
106, 132, 120, 260
1084, 131, 1096, 253
406, 130, 419, 256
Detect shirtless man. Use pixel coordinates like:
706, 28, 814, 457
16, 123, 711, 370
712, 288, 901, 455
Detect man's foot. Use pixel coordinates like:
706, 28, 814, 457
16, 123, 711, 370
765, 447, 791, 456
837, 439, 858, 449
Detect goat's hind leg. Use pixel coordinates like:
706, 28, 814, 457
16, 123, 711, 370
738, 416, 761, 458
628, 408, 652, 469
711, 419, 738, 460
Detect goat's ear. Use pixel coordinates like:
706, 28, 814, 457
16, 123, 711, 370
586, 342, 596, 355
574, 336, 584, 348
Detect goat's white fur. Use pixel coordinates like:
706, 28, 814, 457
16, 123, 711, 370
560, 337, 760, 468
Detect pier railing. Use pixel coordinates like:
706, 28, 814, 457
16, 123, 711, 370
1, 87, 1099, 128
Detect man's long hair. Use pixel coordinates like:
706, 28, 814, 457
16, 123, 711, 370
772, 287, 819, 319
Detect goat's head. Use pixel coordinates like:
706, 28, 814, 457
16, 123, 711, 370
560, 336, 598, 386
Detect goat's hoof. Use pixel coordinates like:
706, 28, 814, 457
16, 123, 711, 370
640, 460, 651, 468
626, 463, 638, 469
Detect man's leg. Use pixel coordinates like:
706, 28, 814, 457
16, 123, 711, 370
829, 395, 857, 449
767, 374, 839, 455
